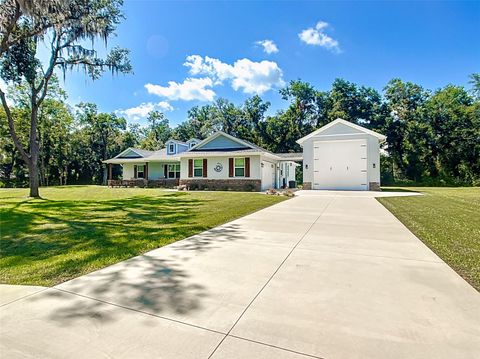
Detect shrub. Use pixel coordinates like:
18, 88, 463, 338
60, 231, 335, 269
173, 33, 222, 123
245, 183, 256, 192
266, 188, 278, 195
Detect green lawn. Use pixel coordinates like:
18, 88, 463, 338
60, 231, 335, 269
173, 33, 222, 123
378, 187, 480, 291
0, 186, 287, 286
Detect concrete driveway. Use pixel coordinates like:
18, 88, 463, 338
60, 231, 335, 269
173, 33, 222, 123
1, 191, 479, 358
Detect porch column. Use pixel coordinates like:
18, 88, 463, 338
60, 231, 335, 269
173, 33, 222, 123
108, 163, 112, 180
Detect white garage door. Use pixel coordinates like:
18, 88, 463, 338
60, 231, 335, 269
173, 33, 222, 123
313, 139, 367, 190
261, 161, 275, 190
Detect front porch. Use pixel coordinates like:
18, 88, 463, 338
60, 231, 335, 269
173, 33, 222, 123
106, 161, 181, 188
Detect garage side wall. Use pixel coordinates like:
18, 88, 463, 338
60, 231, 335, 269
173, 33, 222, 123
367, 136, 381, 188
301, 134, 381, 190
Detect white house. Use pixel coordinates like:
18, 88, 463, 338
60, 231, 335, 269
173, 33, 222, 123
104, 131, 299, 191
179, 131, 299, 191
297, 118, 386, 191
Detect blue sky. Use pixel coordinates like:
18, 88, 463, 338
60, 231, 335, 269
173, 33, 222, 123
60, 0, 479, 126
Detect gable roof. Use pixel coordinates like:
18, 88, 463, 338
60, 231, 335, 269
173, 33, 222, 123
296, 118, 386, 145
166, 139, 188, 146
115, 147, 154, 158
180, 131, 287, 159
186, 138, 201, 144
103, 147, 180, 164
190, 131, 260, 152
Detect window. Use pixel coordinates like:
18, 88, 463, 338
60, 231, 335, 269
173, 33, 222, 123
189, 142, 197, 149
194, 159, 203, 177
137, 165, 145, 179
168, 143, 175, 154
168, 164, 181, 178
234, 158, 245, 177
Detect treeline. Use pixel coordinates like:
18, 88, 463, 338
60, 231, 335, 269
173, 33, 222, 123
1, 75, 479, 187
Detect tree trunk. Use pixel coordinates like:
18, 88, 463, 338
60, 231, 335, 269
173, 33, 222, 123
29, 104, 40, 197
28, 160, 39, 197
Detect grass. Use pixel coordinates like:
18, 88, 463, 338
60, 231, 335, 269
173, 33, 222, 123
378, 187, 480, 291
0, 186, 287, 286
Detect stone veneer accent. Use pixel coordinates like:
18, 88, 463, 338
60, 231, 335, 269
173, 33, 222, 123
180, 179, 261, 192
108, 179, 179, 188
369, 182, 381, 191
302, 182, 312, 190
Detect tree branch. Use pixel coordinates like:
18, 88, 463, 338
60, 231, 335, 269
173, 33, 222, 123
37, 28, 60, 106
0, 2, 21, 56
0, 87, 30, 163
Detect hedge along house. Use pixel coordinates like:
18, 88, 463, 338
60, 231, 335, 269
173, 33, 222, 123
179, 131, 300, 191
297, 118, 386, 191
103, 138, 201, 187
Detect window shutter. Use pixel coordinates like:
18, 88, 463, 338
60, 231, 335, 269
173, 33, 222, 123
203, 159, 208, 178
188, 159, 193, 178
245, 157, 250, 177
145, 163, 148, 180
229, 158, 234, 177
134, 165, 137, 179
164, 164, 168, 178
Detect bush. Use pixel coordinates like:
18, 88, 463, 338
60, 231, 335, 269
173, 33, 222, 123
244, 183, 256, 192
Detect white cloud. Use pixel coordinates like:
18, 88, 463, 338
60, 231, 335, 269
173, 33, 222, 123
255, 39, 279, 54
117, 101, 173, 121
184, 55, 285, 95
299, 21, 340, 52
145, 77, 216, 102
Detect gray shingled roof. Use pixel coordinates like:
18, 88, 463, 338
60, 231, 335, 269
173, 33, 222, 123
130, 148, 155, 157
275, 153, 303, 160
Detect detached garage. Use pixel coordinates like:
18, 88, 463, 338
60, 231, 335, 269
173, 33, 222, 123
297, 118, 386, 191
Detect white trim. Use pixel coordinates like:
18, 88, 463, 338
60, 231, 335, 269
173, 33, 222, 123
167, 163, 181, 179
233, 157, 246, 178
103, 157, 180, 164
166, 139, 187, 145
296, 118, 386, 145
136, 164, 145, 179
193, 158, 204, 177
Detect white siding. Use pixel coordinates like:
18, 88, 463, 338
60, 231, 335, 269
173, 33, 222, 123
261, 160, 275, 190
279, 161, 297, 188
302, 133, 381, 188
